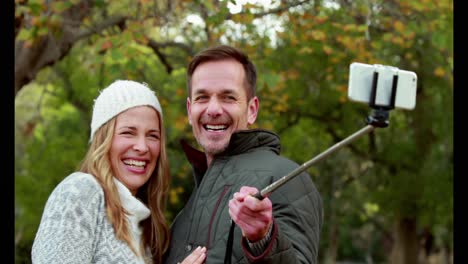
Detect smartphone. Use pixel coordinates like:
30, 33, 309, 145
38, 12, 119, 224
348, 62, 417, 110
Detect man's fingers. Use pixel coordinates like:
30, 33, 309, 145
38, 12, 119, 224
239, 186, 259, 195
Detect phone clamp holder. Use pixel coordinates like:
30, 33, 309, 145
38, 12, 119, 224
365, 71, 398, 128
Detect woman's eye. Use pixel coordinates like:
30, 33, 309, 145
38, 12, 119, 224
120, 131, 133, 135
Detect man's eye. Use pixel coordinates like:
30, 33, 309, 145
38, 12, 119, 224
194, 95, 208, 101
223, 95, 236, 102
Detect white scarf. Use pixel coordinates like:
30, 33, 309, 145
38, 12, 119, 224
113, 178, 151, 257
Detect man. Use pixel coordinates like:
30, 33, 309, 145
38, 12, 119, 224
164, 45, 323, 263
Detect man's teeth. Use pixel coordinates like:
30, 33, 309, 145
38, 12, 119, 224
123, 160, 146, 167
205, 125, 227, 131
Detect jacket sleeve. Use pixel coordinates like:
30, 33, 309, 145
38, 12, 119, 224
31, 174, 103, 264
241, 171, 323, 264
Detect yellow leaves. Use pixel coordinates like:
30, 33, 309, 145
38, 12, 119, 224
336, 35, 365, 52
264, 77, 289, 114
174, 115, 188, 131
406, 31, 415, 40
343, 24, 359, 32
405, 52, 413, 60
30, 17, 40, 26
331, 56, 342, 64
364, 202, 380, 215
394, 21, 405, 33
391, 36, 404, 46
337, 84, 347, 93
339, 95, 347, 104
169, 186, 185, 205
290, 35, 299, 46
393, 20, 416, 44
298, 47, 314, 55
434, 67, 446, 77
231, 13, 255, 24
273, 93, 289, 113
310, 30, 326, 41
323, 45, 333, 55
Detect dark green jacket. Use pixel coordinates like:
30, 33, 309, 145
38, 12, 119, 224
164, 129, 323, 264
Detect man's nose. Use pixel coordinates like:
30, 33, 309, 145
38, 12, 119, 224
206, 98, 223, 117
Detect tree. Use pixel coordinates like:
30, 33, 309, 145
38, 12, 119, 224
15, 0, 452, 263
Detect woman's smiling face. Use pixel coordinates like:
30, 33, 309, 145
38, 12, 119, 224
110, 106, 161, 195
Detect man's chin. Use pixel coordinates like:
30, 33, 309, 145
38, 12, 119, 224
201, 142, 229, 155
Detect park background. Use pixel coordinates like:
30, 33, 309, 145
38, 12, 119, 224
14, 0, 453, 263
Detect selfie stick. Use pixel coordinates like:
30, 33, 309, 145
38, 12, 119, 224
254, 124, 375, 200
224, 71, 397, 264
253, 71, 397, 200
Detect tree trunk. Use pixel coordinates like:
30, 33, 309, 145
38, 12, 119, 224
389, 217, 419, 264
324, 222, 339, 264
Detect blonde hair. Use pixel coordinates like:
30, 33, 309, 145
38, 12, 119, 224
79, 110, 170, 263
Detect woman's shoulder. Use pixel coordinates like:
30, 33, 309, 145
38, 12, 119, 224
48, 172, 104, 204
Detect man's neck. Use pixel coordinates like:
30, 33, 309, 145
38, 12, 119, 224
206, 155, 213, 167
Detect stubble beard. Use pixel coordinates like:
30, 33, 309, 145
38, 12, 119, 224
199, 136, 230, 157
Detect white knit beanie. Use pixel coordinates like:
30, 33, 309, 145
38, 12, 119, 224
90, 80, 163, 141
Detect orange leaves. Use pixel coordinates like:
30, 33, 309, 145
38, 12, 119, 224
314, 15, 328, 25
323, 45, 333, 55
100, 40, 113, 51
286, 69, 300, 80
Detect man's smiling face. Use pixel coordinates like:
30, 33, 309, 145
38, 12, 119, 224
187, 59, 258, 165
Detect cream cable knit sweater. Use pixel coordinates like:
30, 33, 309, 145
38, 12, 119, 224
31, 172, 153, 264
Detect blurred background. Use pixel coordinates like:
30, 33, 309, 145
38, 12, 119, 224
14, 0, 453, 263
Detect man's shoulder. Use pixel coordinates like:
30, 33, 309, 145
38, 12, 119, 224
239, 149, 299, 171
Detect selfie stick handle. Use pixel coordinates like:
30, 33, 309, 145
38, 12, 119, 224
254, 124, 376, 200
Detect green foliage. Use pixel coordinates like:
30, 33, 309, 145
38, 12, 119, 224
15, 0, 453, 263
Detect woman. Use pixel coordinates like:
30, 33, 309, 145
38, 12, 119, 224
31, 80, 206, 264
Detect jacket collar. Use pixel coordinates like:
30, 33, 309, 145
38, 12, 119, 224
181, 129, 281, 184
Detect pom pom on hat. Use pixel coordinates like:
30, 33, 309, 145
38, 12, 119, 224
90, 80, 162, 141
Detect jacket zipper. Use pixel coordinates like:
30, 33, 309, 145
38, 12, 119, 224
206, 185, 231, 248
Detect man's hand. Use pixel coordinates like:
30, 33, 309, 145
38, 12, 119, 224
228, 186, 273, 242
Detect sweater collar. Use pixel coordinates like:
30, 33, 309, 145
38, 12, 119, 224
113, 178, 150, 223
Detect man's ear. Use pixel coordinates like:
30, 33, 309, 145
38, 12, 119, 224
186, 97, 192, 125
247, 96, 259, 125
